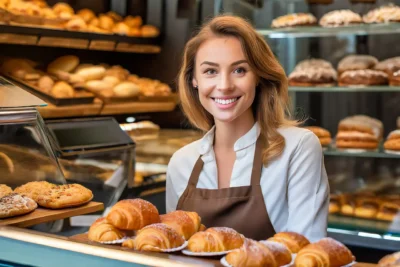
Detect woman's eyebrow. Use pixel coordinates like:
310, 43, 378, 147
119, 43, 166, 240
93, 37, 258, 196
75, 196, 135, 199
200, 60, 248, 67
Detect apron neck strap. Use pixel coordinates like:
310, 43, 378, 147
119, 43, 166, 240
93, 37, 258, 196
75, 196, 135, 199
250, 137, 264, 185
188, 157, 204, 186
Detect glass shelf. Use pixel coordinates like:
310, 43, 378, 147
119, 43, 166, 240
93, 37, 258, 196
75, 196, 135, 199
257, 23, 400, 39
323, 147, 400, 159
289, 86, 400, 92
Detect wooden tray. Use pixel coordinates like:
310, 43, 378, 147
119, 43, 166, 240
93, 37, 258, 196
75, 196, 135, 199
80, 86, 139, 104
0, 202, 104, 228
4, 73, 96, 106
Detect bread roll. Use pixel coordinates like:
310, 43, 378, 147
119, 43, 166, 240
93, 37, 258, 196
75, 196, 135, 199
51, 81, 74, 98
106, 199, 160, 230
124, 15, 142, 28
106, 11, 123, 22
38, 76, 54, 94
104, 66, 129, 80
89, 17, 100, 27
113, 22, 130, 35
85, 80, 113, 92
65, 17, 87, 31
113, 82, 140, 97
77, 8, 95, 23
47, 55, 80, 74
99, 15, 114, 31
128, 27, 141, 37
75, 66, 106, 81
103, 76, 120, 87
88, 218, 126, 242
52, 3, 74, 15
141, 25, 160, 37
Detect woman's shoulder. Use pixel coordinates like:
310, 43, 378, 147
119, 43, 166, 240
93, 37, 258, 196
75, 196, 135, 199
278, 126, 321, 153
169, 139, 202, 167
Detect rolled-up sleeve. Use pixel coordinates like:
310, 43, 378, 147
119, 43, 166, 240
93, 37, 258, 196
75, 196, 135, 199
287, 132, 329, 242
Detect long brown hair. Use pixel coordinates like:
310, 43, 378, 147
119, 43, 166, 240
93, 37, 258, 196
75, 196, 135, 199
178, 15, 298, 165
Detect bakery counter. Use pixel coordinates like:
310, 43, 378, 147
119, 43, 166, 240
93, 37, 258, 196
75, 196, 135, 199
0, 226, 379, 267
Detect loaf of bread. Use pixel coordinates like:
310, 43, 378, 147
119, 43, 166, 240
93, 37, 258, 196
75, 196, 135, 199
47, 55, 80, 74
106, 199, 160, 230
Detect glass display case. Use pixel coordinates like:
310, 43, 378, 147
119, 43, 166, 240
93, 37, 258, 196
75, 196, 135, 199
202, 0, 400, 251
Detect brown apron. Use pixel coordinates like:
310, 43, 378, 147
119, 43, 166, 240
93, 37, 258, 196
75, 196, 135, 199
176, 138, 276, 240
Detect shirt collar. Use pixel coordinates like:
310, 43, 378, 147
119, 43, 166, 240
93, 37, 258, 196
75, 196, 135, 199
198, 122, 260, 155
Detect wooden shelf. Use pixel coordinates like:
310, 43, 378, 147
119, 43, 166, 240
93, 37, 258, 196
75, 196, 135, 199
100, 101, 177, 115
0, 201, 104, 228
37, 100, 103, 118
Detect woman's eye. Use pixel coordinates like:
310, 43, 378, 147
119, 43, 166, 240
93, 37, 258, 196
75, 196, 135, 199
204, 69, 216, 75
234, 67, 246, 74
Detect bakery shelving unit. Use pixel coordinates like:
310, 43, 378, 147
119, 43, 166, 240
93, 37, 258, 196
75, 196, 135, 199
228, 1, 400, 252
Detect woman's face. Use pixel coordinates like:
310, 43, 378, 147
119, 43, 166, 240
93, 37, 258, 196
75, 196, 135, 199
193, 36, 258, 124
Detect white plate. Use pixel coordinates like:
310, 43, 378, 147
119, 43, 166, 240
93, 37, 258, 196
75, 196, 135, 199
337, 148, 374, 153
99, 236, 129, 245
384, 150, 400, 155
182, 248, 239, 257
220, 256, 293, 267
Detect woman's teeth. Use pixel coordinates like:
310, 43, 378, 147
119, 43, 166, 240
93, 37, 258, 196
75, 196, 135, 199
213, 97, 239, 105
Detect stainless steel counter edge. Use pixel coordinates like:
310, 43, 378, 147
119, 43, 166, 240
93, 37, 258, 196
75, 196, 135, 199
0, 226, 205, 267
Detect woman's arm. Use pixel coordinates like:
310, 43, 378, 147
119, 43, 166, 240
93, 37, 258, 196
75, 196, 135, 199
287, 131, 330, 242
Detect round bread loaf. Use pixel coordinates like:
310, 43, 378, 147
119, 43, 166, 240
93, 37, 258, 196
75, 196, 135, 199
47, 55, 80, 74
75, 66, 106, 81
113, 82, 140, 97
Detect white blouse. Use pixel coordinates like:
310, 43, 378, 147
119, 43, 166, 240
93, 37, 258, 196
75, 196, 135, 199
166, 123, 329, 242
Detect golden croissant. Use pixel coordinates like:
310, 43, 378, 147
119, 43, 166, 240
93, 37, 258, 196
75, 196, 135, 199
267, 231, 310, 253
133, 223, 185, 252
295, 237, 355, 267
106, 199, 160, 230
160, 210, 201, 240
187, 227, 244, 253
88, 218, 126, 242
226, 239, 292, 267
378, 251, 400, 267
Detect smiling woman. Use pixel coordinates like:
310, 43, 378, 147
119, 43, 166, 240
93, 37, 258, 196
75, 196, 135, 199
166, 15, 329, 242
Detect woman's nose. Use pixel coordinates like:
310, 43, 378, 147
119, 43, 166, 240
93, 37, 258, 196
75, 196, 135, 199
217, 73, 233, 91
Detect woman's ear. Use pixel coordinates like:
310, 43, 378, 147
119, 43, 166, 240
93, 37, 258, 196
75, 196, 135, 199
192, 78, 198, 89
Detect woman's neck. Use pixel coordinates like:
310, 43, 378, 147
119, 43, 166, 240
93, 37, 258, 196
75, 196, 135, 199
214, 109, 255, 150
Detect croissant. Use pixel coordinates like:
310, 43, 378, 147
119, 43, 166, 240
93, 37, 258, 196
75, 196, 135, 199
133, 223, 185, 252
187, 227, 244, 253
378, 251, 400, 267
106, 199, 160, 230
267, 232, 310, 253
295, 237, 355, 267
226, 239, 292, 267
88, 218, 126, 242
160, 210, 201, 240
199, 224, 207, 231
122, 239, 134, 249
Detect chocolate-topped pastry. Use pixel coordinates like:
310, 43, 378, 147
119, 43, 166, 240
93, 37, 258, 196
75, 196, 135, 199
363, 4, 400, 24
374, 57, 400, 75
271, 13, 317, 28
337, 55, 378, 74
320, 10, 363, 27
289, 59, 337, 86
339, 69, 388, 86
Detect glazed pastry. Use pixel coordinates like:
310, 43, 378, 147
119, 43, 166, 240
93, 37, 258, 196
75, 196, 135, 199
337, 55, 378, 74
226, 239, 292, 267
267, 232, 310, 253
336, 131, 379, 150
354, 197, 381, 219
378, 251, 400, 267
320, 10, 363, 27
338, 69, 388, 86
376, 202, 400, 221
133, 223, 185, 252
384, 130, 400, 152
187, 227, 244, 252
88, 217, 126, 242
363, 5, 400, 24
289, 59, 337, 87
374, 57, 400, 75
160, 210, 202, 240
295, 238, 355, 267
106, 199, 160, 230
304, 126, 332, 146
329, 194, 341, 214
271, 13, 317, 28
